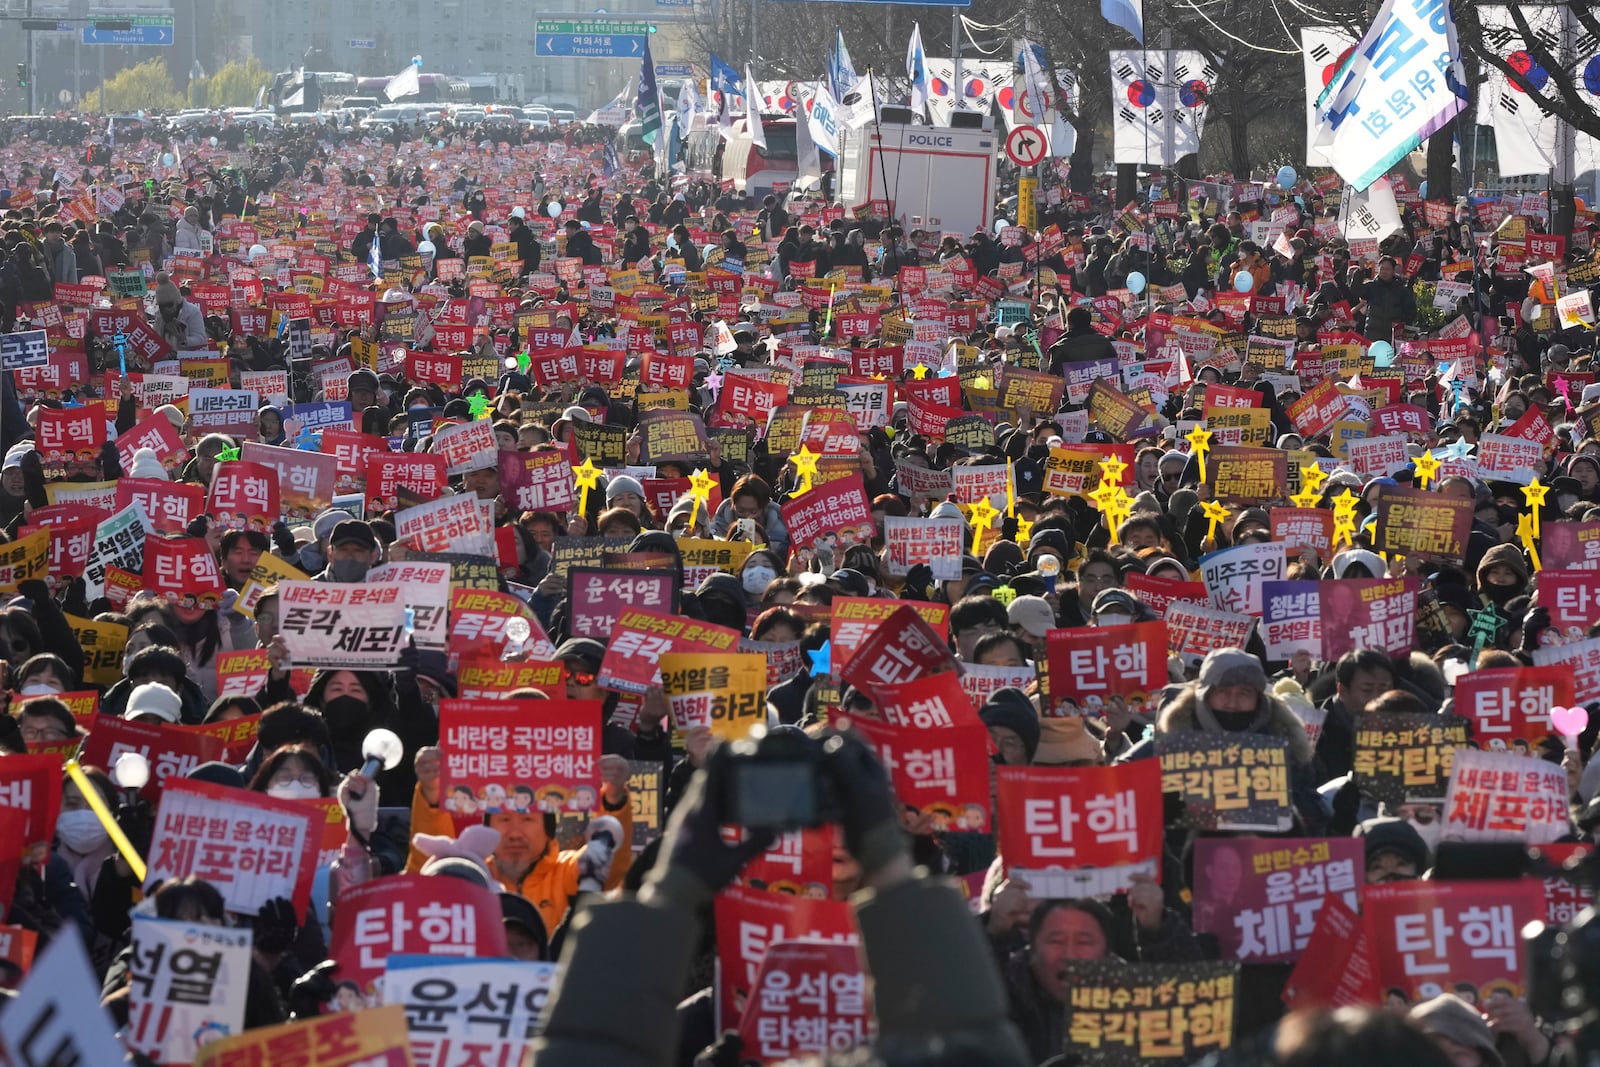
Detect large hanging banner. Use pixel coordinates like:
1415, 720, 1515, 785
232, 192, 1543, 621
1110, 50, 1210, 165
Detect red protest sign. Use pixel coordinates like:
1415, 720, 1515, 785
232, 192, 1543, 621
498, 450, 576, 514
215, 648, 313, 699
321, 429, 389, 495
1123, 572, 1207, 619
735, 826, 835, 896
736, 940, 871, 1063
365, 452, 448, 511
116, 411, 188, 477
829, 598, 950, 671
596, 608, 741, 695
1268, 507, 1334, 555
1044, 622, 1168, 715
713, 885, 857, 1032
1535, 843, 1593, 926
1452, 666, 1572, 749
437, 698, 601, 824
329, 873, 509, 1002
142, 535, 225, 607
838, 604, 957, 706
0, 753, 63, 847
77, 716, 227, 801
206, 460, 280, 531
996, 763, 1163, 899
447, 587, 556, 661
144, 777, 320, 919
1190, 837, 1363, 962
36, 406, 106, 479
779, 473, 875, 553
1536, 571, 1600, 645
1318, 577, 1418, 661
1365, 879, 1543, 1001
1542, 522, 1600, 571
1280, 897, 1378, 1011
847, 713, 991, 831
240, 442, 338, 519
118, 479, 205, 536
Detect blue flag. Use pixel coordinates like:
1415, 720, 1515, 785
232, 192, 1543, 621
1100, 0, 1144, 42
369, 230, 383, 281
638, 40, 663, 146
827, 30, 857, 102
709, 52, 743, 98
603, 140, 620, 178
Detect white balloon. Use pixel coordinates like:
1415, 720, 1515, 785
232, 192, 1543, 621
546, 201, 564, 219
418, 240, 436, 255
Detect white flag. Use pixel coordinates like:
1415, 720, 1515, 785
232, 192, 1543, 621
677, 77, 699, 132
795, 99, 823, 189
806, 82, 841, 157
1300, 28, 1356, 168
837, 73, 881, 130
1340, 177, 1403, 241
385, 63, 421, 101
744, 63, 767, 150
1311, 0, 1468, 190
907, 23, 930, 119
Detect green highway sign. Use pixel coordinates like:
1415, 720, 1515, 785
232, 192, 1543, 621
535, 19, 652, 35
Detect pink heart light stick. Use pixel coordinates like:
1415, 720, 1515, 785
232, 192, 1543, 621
1550, 705, 1589, 740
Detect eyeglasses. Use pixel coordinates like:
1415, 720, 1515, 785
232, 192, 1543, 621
569, 670, 598, 687
270, 773, 320, 790
20, 723, 71, 743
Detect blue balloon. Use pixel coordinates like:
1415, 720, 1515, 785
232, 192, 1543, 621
1275, 165, 1297, 189
1370, 340, 1395, 367
1127, 271, 1147, 295
1234, 271, 1254, 294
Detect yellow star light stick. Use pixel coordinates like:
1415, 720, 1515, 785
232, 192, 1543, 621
572, 458, 601, 516
1015, 515, 1034, 544
1522, 476, 1549, 538
911, 363, 930, 380
1412, 450, 1440, 490
1299, 462, 1327, 494
968, 498, 999, 553
1186, 424, 1213, 483
1199, 499, 1230, 543
1332, 515, 1358, 550
1517, 511, 1542, 571
1097, 453, 1129, 487
1330, 489, 1361, 521
687, 467, 717, 531
1289, 487, 1322, 509
791, 445, 821, 495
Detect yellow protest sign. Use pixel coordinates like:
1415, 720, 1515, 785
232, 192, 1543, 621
195, 1004, 411, 1067
659, 652, 768, 740
237, 553, 311, 618
0, 529, 49, 592
67, 612, 129, 687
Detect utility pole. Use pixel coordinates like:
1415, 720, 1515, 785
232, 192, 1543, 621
1550, 0, 1578, 237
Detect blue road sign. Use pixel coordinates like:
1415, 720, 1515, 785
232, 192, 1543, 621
348, 38, 377, 49
536, 32, 646, 57
83, 21, 173, 45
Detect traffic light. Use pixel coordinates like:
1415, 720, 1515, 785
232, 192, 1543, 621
15, 64, 26, 89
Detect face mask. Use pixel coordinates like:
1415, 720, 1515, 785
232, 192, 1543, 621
19, 682, 59, 696
1027, 444, 1049, 460
742, 566, 776, 595
268, 781, 322, 801
1481, 582, 1520, 606
328, 558, 371, 583
55, 809, 110, 853
1096, 613, 1133, 627
322, 695, 371, 742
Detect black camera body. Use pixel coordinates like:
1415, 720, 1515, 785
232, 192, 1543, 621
722, 727, 843, 831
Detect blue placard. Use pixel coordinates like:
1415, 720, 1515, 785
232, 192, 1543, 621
284, 401, 355, 434
536, 32, 646, 58
0, 329, 50, 370
82, 23, 172, 45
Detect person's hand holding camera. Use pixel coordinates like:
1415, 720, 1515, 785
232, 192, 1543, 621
641, 737, 775, 913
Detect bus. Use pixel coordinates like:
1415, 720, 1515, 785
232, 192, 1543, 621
684, 117, 800, 202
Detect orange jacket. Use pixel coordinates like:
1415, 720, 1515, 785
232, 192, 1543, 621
406, 785, 633, 933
